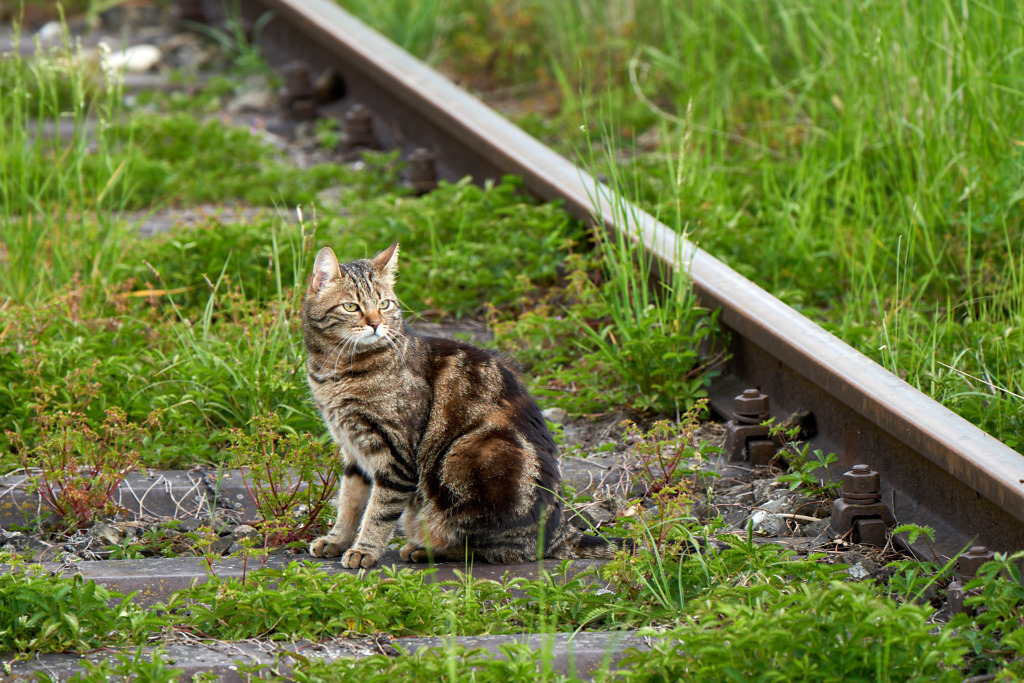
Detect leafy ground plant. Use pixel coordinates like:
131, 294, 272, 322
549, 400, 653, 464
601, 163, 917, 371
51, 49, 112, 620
951, 549, 1024, 676
274, 643, 578, 683
227, 413, 339, 547
493, 245, 721, 417
7, 408, 157, 531
0, 560, 163, 656
196, 560, 651, 640
621, 400, 719, 496
775, 444, 840, 499
614, 581, 967, 683
67, 647, 188, 683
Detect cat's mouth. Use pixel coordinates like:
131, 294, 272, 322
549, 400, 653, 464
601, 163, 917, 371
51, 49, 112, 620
355, 326, 389, 346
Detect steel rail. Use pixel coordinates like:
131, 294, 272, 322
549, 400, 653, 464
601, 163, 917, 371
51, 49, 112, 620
199, 0, 1024, 557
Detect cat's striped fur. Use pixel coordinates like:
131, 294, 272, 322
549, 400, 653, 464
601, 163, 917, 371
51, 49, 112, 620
302, 242, 623, 568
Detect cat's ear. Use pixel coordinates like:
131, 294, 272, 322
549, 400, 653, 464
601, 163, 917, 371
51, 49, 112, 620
371, 242, 399, 286
311, 247, 341, 293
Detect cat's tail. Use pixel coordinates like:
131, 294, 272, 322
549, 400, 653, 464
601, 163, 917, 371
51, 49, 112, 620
546, 519, 634, 560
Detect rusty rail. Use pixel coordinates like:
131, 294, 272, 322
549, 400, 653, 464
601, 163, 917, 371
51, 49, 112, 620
196, 0, 1024, 558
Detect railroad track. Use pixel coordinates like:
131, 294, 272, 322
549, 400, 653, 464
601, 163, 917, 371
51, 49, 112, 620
187, 0, 1024, 560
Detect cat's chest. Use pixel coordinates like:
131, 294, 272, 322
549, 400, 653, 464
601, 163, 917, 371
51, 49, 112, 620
334, 423, 379, 473
321, 405, 394, 475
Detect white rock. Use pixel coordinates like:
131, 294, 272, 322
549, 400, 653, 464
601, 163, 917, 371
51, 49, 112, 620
36, 21, 64, 43
104, 44, 162, 73
748, 509, 785, 536
848, 562, 871, 580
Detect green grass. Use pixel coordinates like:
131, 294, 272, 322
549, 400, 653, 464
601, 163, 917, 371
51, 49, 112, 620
6, 536, 1024, 680
336, 0, 1024, 451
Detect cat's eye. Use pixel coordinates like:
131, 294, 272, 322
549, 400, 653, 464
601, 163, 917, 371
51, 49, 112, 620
341, 303, 360, 313
379, 300, 393, 311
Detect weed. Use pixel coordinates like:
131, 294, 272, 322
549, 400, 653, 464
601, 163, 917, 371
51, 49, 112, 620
108, 113, 353, 208
573, 216, 722, 416
0, 560, 163, 655
68, 646, 185, 683
0, 26, 133, 304
605, 519, 843, 618
314, 118, 342, 151
882, 557, 948, 607
494, 250, 720, 417
7, 408, 157, 532
168, 560, 641, 643
616, 581, 967, 682
775, 444, 840, 499
952, 549, 1024, 676
234, 419, 339, 542
282, 643, 578, 683
182, 0, 276, 78
621, 401, 718, 496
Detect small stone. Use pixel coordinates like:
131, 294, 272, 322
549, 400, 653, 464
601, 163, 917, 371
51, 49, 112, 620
858, 558, 879, 574
228, 88, 276, 114
90, 521, 124, 547
776, 496, 821, 519
206, 536, 233, 556
104, 44, 163, 73
752, 479, 783, 504
848, 562, 871, 580
542, 407, 568, 424
796, 518, 832, 538
722, 483, 752, 496
759, 498, 789, 514
0, 530, 25, 548
734, 491, 755, 506
749, 510, 785, 536
227, 524, 262, 554
36, 22, 64, 43
36, 546, 65, 563
723, 509, 748, 526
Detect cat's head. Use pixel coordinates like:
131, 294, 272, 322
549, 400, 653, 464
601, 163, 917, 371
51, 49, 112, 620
302, 242, 402, 349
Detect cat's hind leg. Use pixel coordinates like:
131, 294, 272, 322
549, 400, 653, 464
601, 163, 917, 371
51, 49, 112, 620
398, 503, 461, 563
310, 461, 371, 557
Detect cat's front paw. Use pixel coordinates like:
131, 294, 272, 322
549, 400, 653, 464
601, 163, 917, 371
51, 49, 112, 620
310, 535, 351, 558
341, 546, 381, 569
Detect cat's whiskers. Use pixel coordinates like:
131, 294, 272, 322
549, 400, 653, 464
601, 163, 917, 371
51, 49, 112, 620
326, 335, 357, 376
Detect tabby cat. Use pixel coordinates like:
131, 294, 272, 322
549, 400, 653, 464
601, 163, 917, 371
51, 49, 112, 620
301, 242, 623, 568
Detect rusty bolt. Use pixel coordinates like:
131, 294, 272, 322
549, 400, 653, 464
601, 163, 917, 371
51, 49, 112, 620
842, 464, 881, 504
830, 464, 894, 544
732, 389, 770, 425
958, 546, 995, 580
341, 104, 377, 149
406, 148, 438, 194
